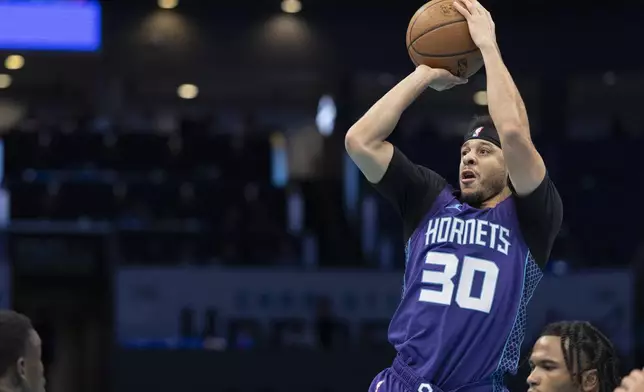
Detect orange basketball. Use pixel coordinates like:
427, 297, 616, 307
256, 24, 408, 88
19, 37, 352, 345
406, 0, 483, 78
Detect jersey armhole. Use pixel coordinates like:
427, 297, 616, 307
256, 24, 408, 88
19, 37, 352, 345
513, 174, 563, 268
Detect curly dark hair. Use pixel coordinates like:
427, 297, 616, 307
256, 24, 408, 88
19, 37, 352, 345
0, 310, 33, 378
541, 321, 621, 392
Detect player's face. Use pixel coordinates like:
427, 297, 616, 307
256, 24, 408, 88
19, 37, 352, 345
459, 139, 507, 206
19, 329, 46, 392
527, 336, 580, 392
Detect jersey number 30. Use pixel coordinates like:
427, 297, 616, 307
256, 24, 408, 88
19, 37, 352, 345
419, 251, 499, 313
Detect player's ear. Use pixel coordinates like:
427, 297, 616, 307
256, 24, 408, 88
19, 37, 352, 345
16, 356, 27, 380
581, 369, 598, 392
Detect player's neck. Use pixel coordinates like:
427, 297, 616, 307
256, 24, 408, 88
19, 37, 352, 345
480, 187, 512, 209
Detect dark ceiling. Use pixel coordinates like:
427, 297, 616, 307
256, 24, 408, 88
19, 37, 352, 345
0, 0, 638, 106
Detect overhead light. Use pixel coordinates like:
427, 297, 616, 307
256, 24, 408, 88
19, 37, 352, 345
473, 90, 488, 106
281, 0, 302, 13
177, 84, 198, 99
316, 95, 336, 136
5, 55, 24, 70
158, 0, 178, 9
0, 74, 12, 89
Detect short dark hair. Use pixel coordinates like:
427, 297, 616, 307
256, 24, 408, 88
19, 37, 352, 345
541, 321, 621, 392
467, 114, 496, 133
0, 310, 33, 378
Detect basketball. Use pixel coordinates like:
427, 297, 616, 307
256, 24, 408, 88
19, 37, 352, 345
406, 0, 484, 78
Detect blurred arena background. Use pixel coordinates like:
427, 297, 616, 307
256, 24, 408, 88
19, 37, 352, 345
0, 0, 641, 391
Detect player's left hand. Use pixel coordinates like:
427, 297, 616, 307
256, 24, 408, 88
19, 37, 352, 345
615, 369, 644, 392
453, 0, 497, 50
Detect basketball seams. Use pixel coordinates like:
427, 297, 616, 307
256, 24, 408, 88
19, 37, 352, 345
407, 19, 468, 50
410, 44, 479, 58
406, 0, 454, 46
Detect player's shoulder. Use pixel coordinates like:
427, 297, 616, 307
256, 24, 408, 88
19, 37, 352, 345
431, 186, 460, 210
492, 195, 522, 216
414, 162, 449, 188
403, 185, 461, 241
505, 177, 563, 267
485, 195, 534, 226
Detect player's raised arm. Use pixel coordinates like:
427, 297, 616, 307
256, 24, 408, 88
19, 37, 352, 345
454, 0, 545, 196
345, 65, 466, 236
345, 65, 466, 184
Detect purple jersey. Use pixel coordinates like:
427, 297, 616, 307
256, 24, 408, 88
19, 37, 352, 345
372, 148, 563, 392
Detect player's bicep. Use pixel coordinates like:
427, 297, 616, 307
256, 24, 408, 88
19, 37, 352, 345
502, 134, 547, 197
345, 140, 395, 184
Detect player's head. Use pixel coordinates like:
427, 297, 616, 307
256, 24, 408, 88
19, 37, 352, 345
527, 321, 620, 392
0, 310, 45, 392
459, 115, 509, 207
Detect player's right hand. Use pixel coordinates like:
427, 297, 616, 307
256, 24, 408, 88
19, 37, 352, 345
615, 369, 644, 392
417, 65, 468, 91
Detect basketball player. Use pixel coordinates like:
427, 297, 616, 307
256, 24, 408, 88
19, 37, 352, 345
528, 321, 621, 392
0, 310, 46, 392
344, 0, 563, 391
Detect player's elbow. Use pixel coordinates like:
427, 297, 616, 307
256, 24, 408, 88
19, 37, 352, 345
345, 127, 370, 154
344, 130, 359, 153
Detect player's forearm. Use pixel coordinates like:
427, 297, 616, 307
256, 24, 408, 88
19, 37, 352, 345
345, 67, 435, 150
480, 45, 530, 140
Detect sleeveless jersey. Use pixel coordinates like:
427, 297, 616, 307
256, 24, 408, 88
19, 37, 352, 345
388, 186, 543, 391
